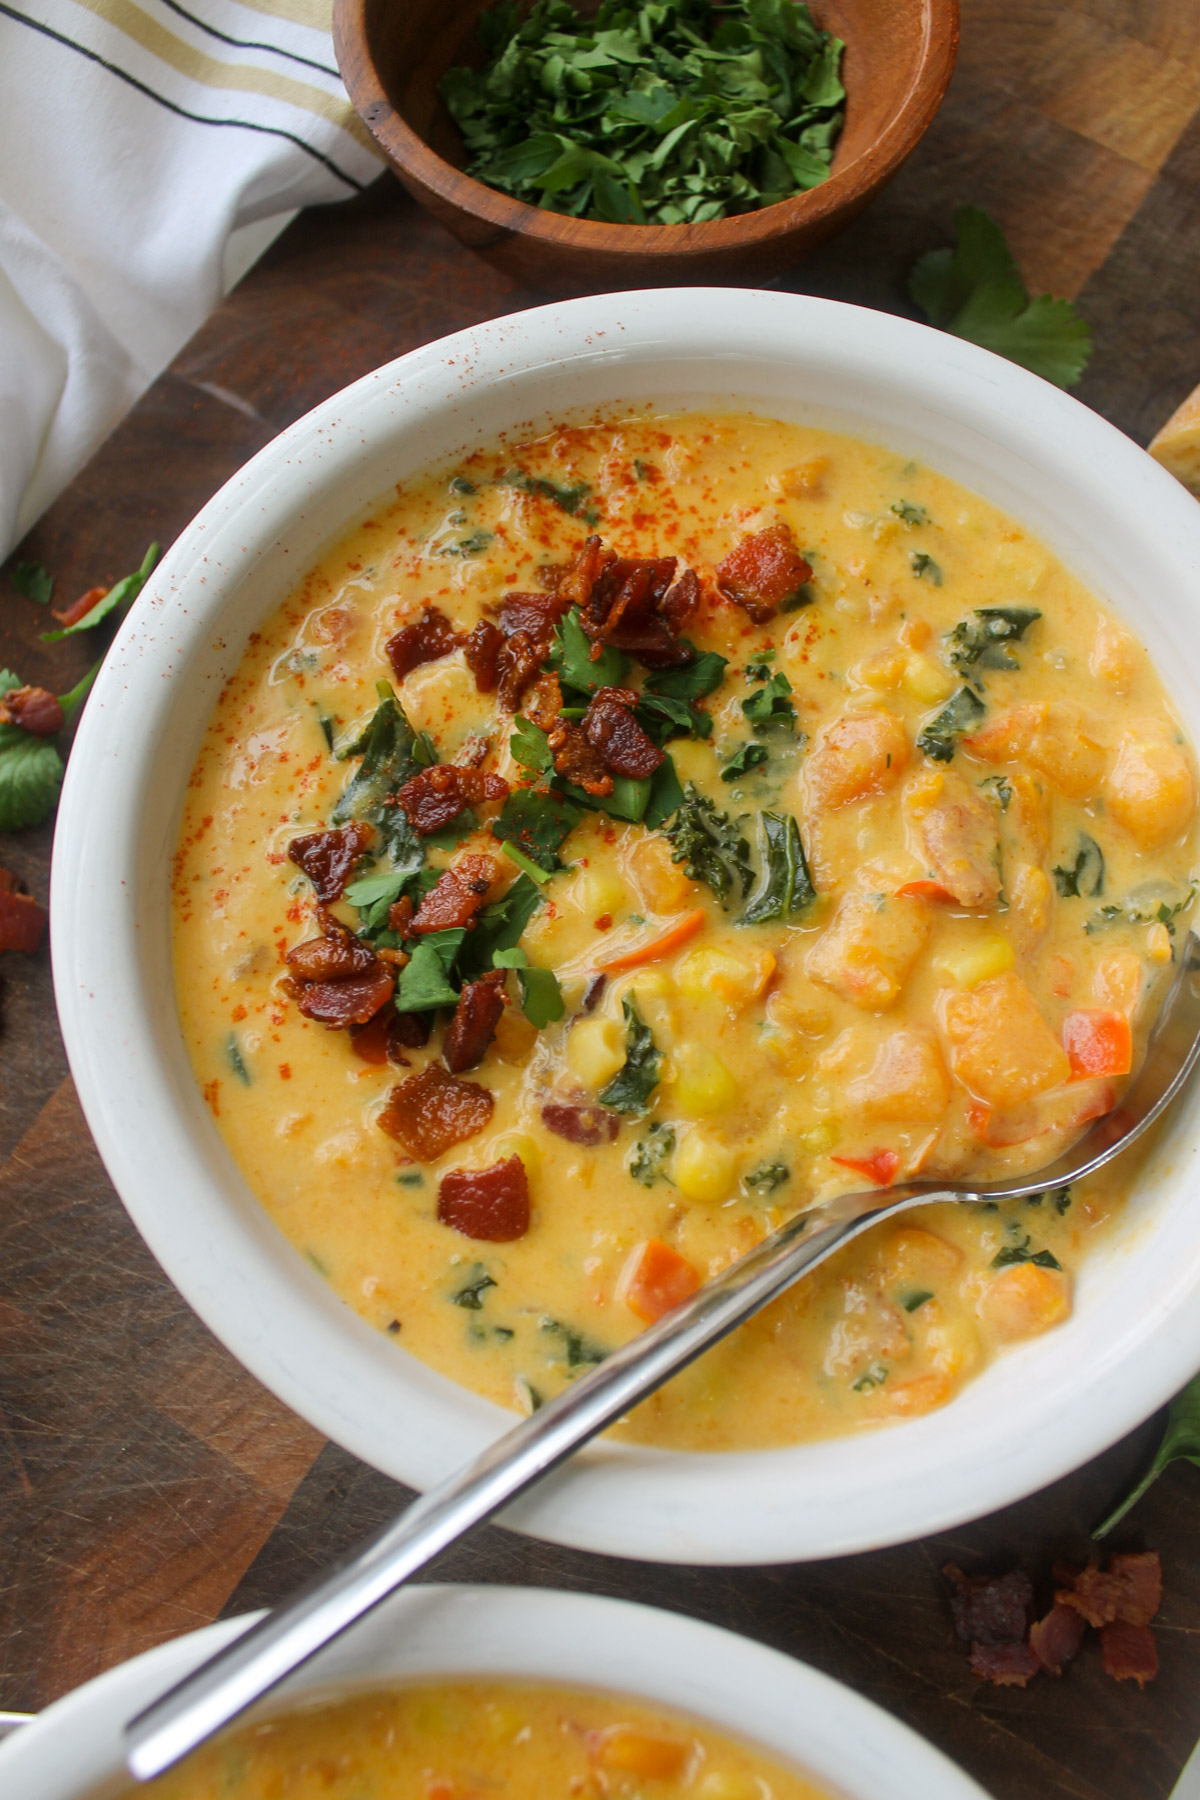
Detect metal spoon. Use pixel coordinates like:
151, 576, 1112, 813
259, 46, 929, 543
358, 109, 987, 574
125, 930, 1200, 1782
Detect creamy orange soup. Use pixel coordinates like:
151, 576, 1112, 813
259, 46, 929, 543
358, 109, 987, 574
132, 1680, 831, 1800
173, 411, 1198, 1449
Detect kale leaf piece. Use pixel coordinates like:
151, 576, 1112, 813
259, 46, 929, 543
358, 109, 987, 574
331, 681, 427, 854
915, 686, 985, 763
598, 995, 663, 1115
1053, 832, 1105, 899
663, 783, 754, 908
947, 606, 1042, 674
741, 810, 815, 924
909, 206, 1093, 389
741, 668, 797, 731
629, 1121, 676, 1187
721, 742, 769, 782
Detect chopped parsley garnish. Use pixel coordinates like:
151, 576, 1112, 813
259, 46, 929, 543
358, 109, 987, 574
450, 475, 478, 495
395, 930, 467, 1012
331, 681, 425, 848
491, 786, 582, 874
226, 1034, 251, 1085
910, 552, 942, 585
915, 686, 985, 763
598, 995, 663, 1115
502, 467, 599, 526
979, 774, 1012, 810
664, 784, 754, 908
644, 651, 729, 701
1053, 832, 1105, 899
900, 1289, 934, 1312
441, 530, 495, 557
741, 810, 815, 925
540, 1316, 607, 1369
629, 1122, 676, 1187
853, 1364, 888, 1392
548, 606, 628, 693
634, 688, 714, 746
948, 606, 1041, 674
909, 206, 1093, 390
1086, 882, 1197, 937
492, 945, 566, 1028
440, 0, 846, 228
744, 1160, 790, 1193
891, 500, 929, 527
991, 1237, 1061, 1271
721, 742, 769, 782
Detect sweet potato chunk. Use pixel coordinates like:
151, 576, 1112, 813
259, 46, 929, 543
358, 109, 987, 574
806, 883, 930, 1010
377, 1062, 494, 1158
964, 701, 1106, 801
805, 710, 909, 812
939, 971, 1070, 1108
836, 1026, 952, 1122
903, 768, 1000, 908
978, 1262, 1070, 1342
438, 1154, 529, 1241
716, 523, 811, 622
1104, 720, 1195, 847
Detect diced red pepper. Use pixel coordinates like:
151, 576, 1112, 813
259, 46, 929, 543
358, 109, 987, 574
895, 880, 957, 903
830, 1148, 901, 1186
618, 1239, 701, 1323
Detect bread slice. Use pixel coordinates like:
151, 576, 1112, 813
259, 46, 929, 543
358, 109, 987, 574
1149, 384, 1200, 496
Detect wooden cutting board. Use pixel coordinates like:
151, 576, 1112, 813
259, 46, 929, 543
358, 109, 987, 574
3, 4, 1200, 1795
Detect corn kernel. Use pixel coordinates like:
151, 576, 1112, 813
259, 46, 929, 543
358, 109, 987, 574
491, 1132, 541, 1178
671, 1042, 739, 1115
674, 1129, 737, 1202
933, 935, 1015, 988
676, 945, 774, 1010
1148, 922, 1173, 963
799, 1121, 837, 1154
567, 1017, 626, 1090
902, 652, 954, 704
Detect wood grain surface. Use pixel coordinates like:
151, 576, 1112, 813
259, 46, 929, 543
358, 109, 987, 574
3, 3, 1200, 1795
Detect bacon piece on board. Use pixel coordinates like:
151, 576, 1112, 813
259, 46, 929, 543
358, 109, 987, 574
377, 1062, 494, 1158
438, 1154, 530, 1241
297, 963, 395, 1026
287, 821, 374, 902
945, 1564, 1033, 1645
0, 685, 63, 737
968, 1641, 1041, 1688
386, 605, 463, 681
0, 869, 47, 953
583, 686, 665, 778
1101, 1619, 1159, 1686
397, 764, 509, 834
717, 523, 812, 622
1029, 1603, 1086, 1676
541, 1102, 620, 1146
442, 970, 507, 1073
1058, 1552, 1162, 1628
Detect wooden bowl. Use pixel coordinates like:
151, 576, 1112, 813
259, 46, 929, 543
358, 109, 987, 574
333, 0, 959, 293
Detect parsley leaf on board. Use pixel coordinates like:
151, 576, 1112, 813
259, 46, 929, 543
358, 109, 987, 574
441, 0, 845, 228
0, 732, 65, 831
741, 810, 816, 924
40, 543, 160, 642
598, 995, 663, 1115
1094, 1371, 1200, 1538
915, 686, 986, 763
13, 562, 53, 607
909, 206, 1093, 390
948, 606, 1042, 674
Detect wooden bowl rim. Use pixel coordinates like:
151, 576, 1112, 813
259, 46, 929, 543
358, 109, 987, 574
334, 0, 960, 254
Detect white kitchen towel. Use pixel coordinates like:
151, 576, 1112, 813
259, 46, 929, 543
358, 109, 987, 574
0, 0, 382, 559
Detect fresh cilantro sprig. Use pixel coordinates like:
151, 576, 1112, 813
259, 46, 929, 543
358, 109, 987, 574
909, 207, 1092, 390
441, 0, 845, 227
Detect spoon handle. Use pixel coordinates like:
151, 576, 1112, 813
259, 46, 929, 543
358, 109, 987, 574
125, 1183, 925, 1781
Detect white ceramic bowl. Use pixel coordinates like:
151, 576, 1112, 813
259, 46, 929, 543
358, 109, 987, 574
0, 1583, 990, 1800
52, 289, 1200, 1566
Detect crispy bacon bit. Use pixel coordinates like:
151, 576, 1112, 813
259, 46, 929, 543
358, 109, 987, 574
53, 585, 106, 627
577, 547, 699, 669
438, 1154, 530, 1242
397, 764, 509, 834
377, 1062, 494, 1158
1059, 1552, 1162, 1628
0, 684, 63, 737
549, 719, 613, 796
717, 523, 812, 622
0, 868, 47, 953
496, 629, 546, 713
559, 533, 609, 609
298, 963, 395, 1026
524, 671, 563, 733
286, 916, 376, 983
582, 973, 607, 1012
661, 566, 702, 635
288, 822, 374, 902
349, 1010, 391, 1064
541, 1102, 620, 1146
411, 856, 496, 935
968, 1641, 1041, 1688
583, 686, 665, 778
464, 619, 504, 693
388, 895, 415, 934
443, 970, 507, 1072
497, 590, 570, 639
946, 1565, 1033, 1645
390, 1009, 433, 1054
1029, 1603, 1086, 1676
1100, 1619, 1159, 1686
385, 604, 463, 681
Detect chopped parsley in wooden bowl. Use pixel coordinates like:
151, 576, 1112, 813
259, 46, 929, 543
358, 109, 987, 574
333, 0, 959, 291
